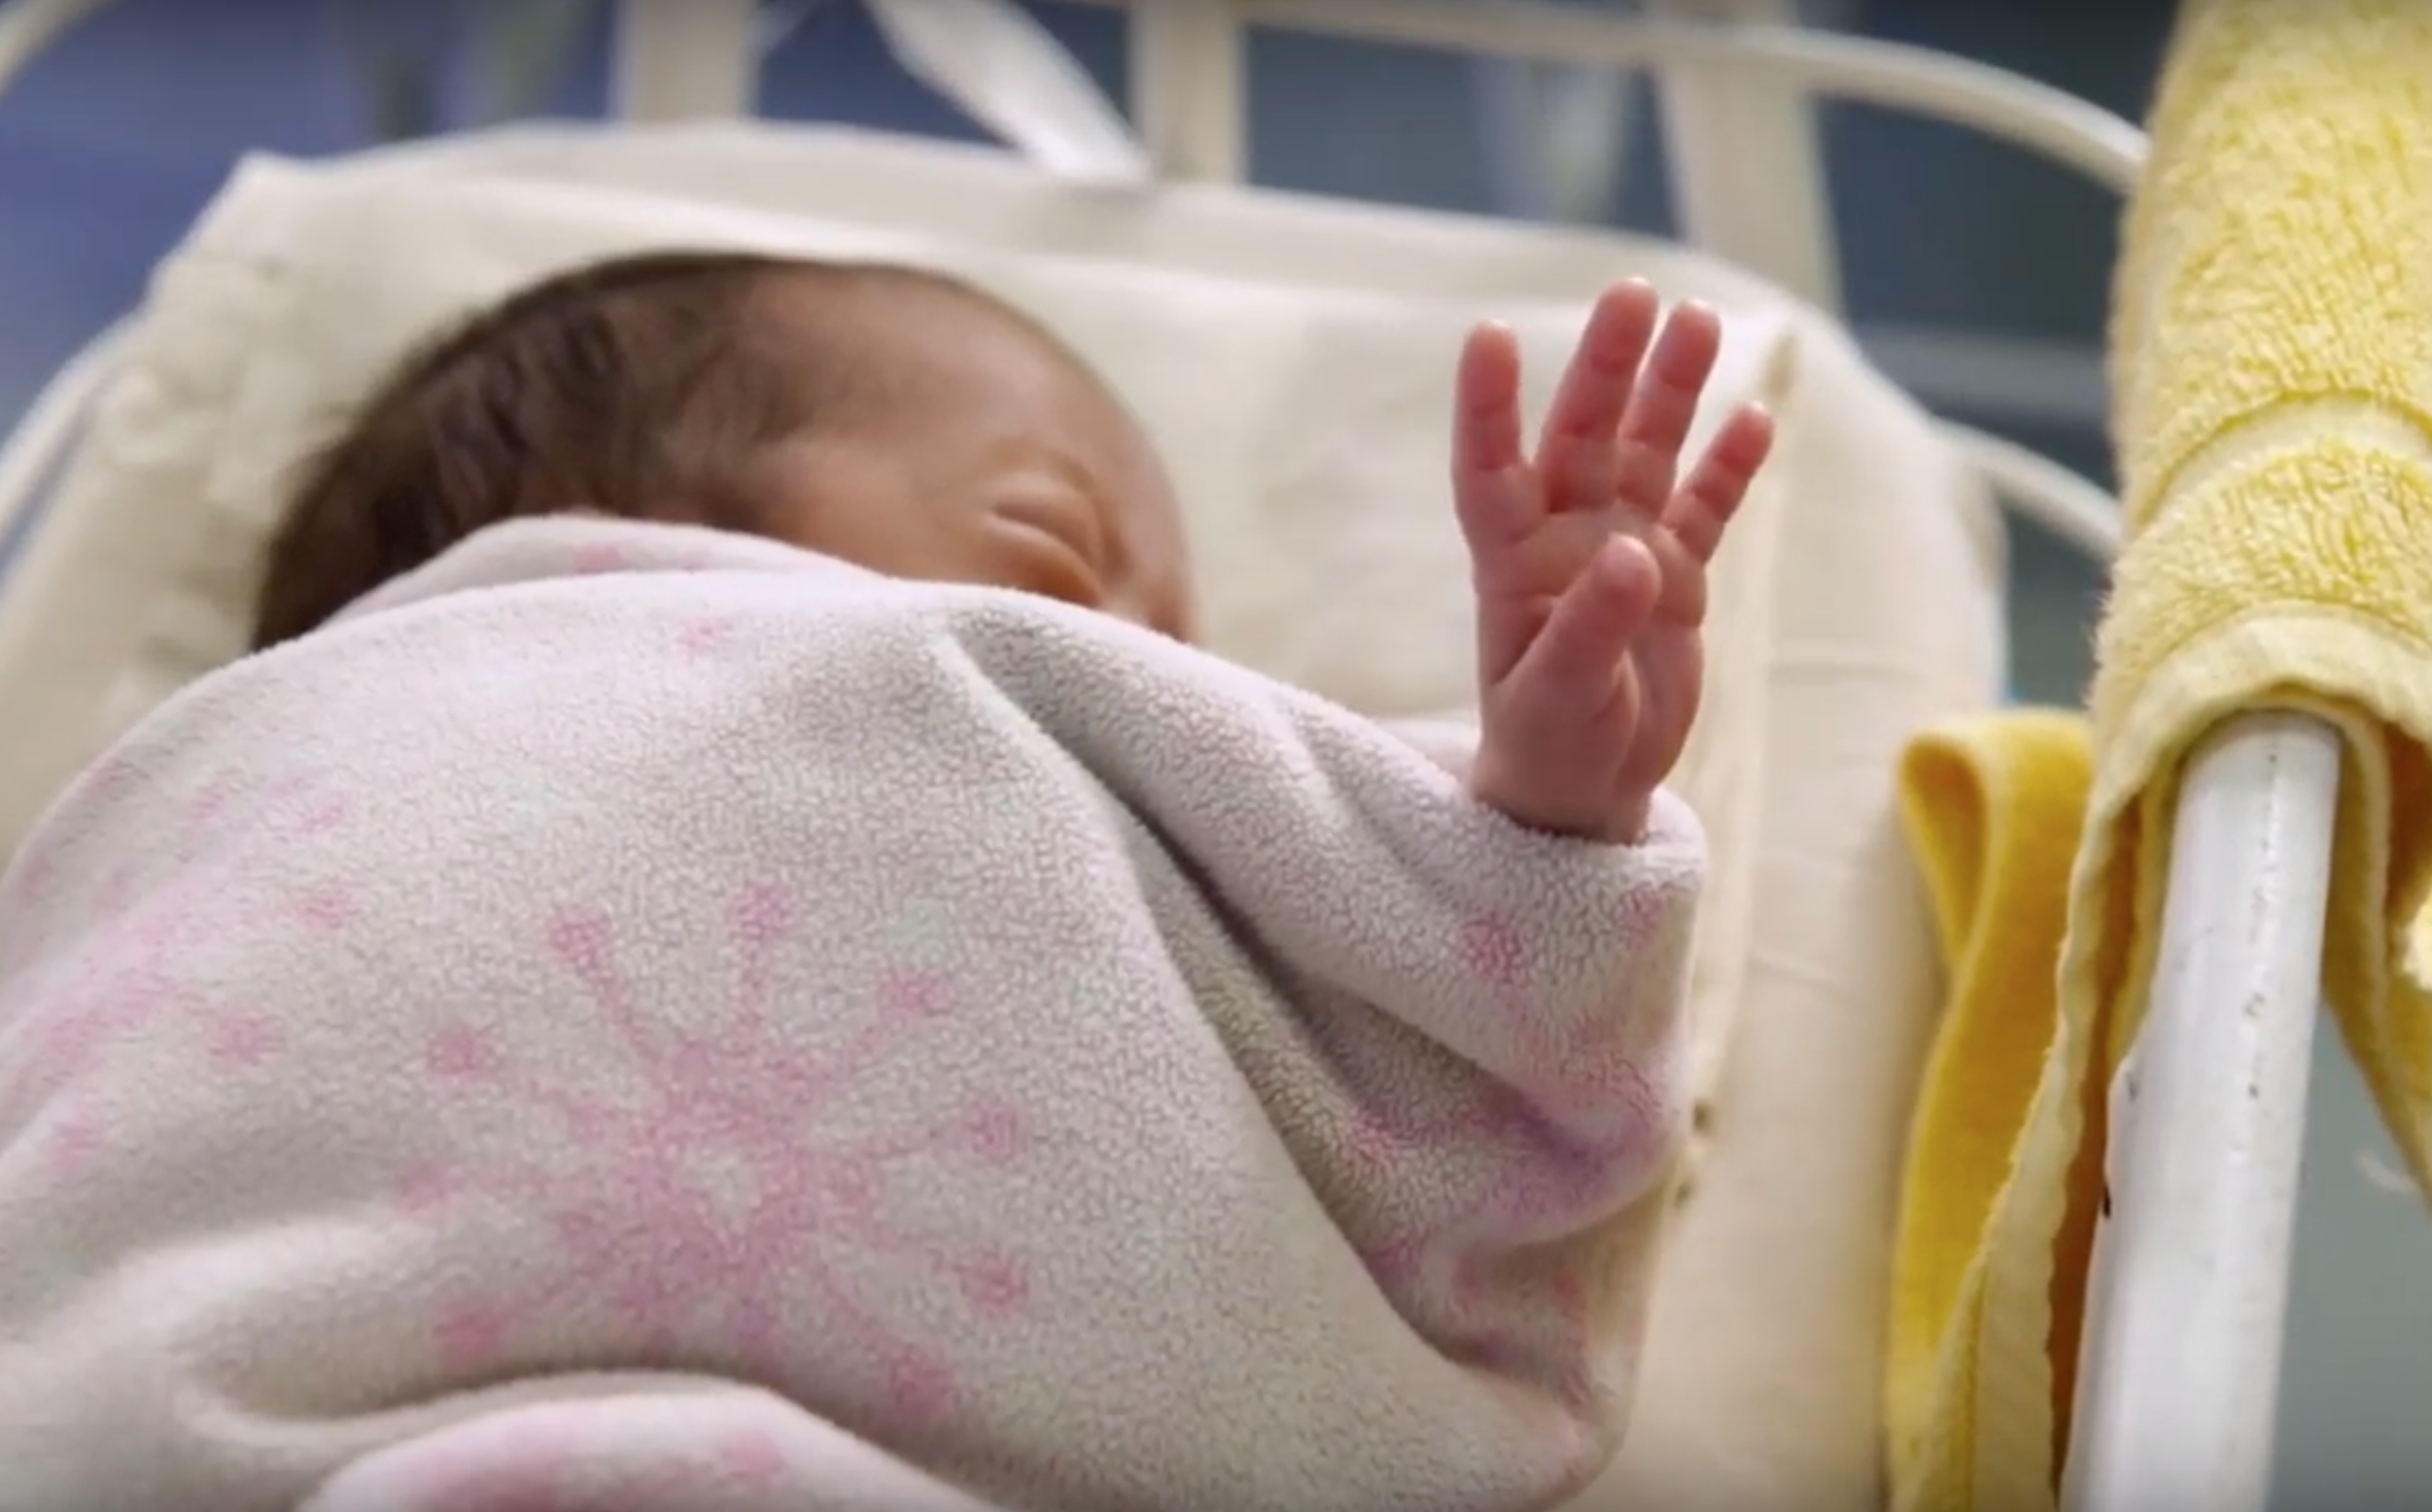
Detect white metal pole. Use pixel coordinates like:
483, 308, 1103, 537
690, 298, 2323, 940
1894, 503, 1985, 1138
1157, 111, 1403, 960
0, 0, 120, 100
1047, 0, 2150, 197
611, 0, 759, 122
1129, 0, 1247, 181
2062, 711, 2339, 1512
1643, 0, 1839, 309
1470, 0, 1645, 225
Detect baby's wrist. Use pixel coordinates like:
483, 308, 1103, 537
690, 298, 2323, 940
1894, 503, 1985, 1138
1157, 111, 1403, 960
1599, 796, 1652, 846
1468, 761, 1653, 846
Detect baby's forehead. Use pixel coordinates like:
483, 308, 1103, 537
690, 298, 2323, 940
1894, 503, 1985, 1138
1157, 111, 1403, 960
752, 271, 1045, 394
775, 273, 1137, 423
758, 266, 1037, 352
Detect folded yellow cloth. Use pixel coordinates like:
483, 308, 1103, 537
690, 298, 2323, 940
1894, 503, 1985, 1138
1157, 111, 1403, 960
1888, 711, 2093, 1507
1887, 2, 2432, 1508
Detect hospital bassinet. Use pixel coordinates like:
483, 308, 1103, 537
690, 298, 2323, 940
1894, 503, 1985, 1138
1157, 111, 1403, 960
0, 3, 2327, 1510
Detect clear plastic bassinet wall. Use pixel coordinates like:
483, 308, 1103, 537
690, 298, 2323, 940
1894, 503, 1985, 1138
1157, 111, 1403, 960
0, 0, 2427, 1501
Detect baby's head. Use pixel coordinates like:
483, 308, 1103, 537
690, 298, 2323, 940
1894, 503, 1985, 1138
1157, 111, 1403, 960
255, 251, 1195, 649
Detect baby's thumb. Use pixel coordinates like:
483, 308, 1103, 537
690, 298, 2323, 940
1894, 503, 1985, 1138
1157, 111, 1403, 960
1501, 537, 1657, 715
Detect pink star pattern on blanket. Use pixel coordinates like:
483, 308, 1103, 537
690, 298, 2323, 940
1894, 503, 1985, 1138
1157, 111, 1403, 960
1458, 908, 1678, 1121
1342, 1083, 1619, 1409
0, 764, 351, 1178
568, 541, 631, 575
414, 883, 1035, 1420
676, 611, 739, 658
1321, 909, 1682, 1409
1456, 912, 1529, 991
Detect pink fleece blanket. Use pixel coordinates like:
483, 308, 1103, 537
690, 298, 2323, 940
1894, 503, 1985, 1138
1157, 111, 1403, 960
0, 518, 1700, 1512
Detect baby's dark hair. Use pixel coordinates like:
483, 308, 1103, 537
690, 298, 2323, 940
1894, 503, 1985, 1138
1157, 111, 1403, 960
252, 250, 1001, 650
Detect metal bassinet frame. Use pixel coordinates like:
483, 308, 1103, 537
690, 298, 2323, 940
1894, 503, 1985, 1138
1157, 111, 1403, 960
0, 3, 2338, 1509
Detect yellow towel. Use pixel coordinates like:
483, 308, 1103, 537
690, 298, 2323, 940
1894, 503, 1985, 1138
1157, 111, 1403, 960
1886, 2, 2432, 1508
1888, 712, 2093, 1505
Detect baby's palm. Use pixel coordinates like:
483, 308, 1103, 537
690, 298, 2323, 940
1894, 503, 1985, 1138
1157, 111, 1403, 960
1452, 283, 1775, 842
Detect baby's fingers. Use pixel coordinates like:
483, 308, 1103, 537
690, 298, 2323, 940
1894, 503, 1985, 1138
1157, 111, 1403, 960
1500, 536, 1659, 718
1451, 321, 1538, 554
1609, 300, 1723, 511
1664, 401, 1776, 563
1541, 280, 1663, 467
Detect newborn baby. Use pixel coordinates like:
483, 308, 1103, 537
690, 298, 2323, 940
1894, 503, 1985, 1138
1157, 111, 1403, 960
258, 251, 1770, 842
0, 253, 1772, 1512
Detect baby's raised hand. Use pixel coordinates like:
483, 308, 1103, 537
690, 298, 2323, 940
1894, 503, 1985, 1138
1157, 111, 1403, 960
1453, 281, 1775, 843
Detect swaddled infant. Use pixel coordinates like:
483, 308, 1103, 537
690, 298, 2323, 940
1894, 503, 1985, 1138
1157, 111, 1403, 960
0, 253, 1772, 1512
